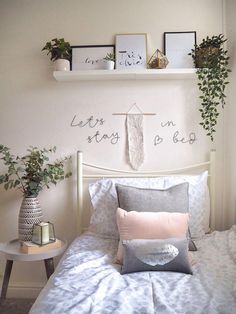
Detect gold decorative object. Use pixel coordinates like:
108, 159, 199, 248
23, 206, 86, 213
147, 49, 169, 69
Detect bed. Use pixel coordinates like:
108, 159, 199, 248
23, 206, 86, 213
30, 151, 236, 314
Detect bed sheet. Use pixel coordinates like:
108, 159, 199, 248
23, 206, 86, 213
30, 226, 236, 314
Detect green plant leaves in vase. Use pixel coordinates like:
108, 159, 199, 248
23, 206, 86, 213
0, 145, 72, 197
103, 52, 115, 62
189, 34, 231, 141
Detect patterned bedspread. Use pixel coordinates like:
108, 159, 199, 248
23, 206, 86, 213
30, 226, 236, 314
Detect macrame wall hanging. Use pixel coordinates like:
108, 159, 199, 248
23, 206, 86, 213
113, 104, 156, 170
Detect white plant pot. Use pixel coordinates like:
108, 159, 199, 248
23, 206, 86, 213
54, 59, 70, 71
103, 60, 115, 70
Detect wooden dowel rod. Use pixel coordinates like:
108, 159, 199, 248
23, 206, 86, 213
112, 113, 156, 116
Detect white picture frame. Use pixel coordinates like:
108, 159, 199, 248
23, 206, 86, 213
71, 45, 115, 70
164, 31, 196, 68
115, 33, 147, 69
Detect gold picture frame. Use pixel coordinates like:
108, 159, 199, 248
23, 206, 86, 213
115, 33, 147, 69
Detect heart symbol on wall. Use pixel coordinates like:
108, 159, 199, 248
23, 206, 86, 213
154, 135, 163, 145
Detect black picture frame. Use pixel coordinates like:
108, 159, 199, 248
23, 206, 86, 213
164, 31, 196, 68
71, 45, 115, 70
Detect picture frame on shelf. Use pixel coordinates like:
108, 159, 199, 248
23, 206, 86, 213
71, 45, 115, 70
115, 33, 147, 69
164, 31, 196, 68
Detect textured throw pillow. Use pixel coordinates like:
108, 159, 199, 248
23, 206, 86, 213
121, 238, 193, 275
116, 182, 189, 213
89, 178, 166, 238
115, 208, 189, 264
116, 182, 197, 251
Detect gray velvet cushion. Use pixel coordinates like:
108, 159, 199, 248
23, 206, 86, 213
121, 238, 193, 275
116, 182, 189, 213
116, 183, 197, 251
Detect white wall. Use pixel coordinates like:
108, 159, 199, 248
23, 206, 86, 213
0, 0, 225, 297
225, 0, 236, 228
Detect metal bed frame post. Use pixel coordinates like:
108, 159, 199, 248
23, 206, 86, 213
77, 151, 83, 235
209, 149, 216, 230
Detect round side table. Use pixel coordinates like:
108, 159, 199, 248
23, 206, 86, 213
0, 238, 67, 299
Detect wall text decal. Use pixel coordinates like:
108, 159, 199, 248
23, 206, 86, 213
70, 116, 196, 147
70, 115, 120, 145
173, 131, 196, 144
87, 131, 120, 145
154, 134, 164, 145
70, 115, 105, 128
154, 120, 197, 146
161, 120, 176, 127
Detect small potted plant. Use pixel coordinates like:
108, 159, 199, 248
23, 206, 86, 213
189, 34, 230, 141
0, 145, 72, 241
42, 38, 72, 71
103, 52, 115, 70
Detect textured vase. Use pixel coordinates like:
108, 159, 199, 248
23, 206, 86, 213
195, 47, 219, 68
18, 197, 43, 242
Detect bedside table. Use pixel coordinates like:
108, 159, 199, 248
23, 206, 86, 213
0, 238, 67, 299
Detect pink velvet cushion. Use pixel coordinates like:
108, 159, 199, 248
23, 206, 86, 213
115, 208, 189, 264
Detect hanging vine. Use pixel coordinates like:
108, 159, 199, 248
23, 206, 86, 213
189, 34, 230, 141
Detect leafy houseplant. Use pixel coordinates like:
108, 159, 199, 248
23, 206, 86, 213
189, 34, 230, 141
0, 145, 72, 241
42, 38, 72, 61
103, 53, 115, 62
42, 38, 72, 71
103, 52, 115, 70
0, 145, 72, 197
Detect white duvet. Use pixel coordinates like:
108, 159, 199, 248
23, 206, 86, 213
30, 226, 236, 314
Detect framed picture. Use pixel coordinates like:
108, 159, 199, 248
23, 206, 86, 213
164, 31, 196, 68
71, 45, 115, 70
115, 33, 147, 69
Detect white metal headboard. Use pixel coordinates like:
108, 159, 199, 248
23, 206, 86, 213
77, 150, 216, 235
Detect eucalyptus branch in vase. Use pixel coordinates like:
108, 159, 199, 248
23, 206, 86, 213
0, 145, 72, 242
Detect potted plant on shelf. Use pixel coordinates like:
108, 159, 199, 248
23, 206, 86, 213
189, 34, 230, 141
103, 52, 115, 70
42, 38, 72, 71
0, 145, 72, 241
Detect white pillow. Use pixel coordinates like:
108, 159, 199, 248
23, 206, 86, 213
88, 171, 210, 239
164, 171, 210, 238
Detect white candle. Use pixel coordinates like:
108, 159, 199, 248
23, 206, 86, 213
40, 222, 49, 244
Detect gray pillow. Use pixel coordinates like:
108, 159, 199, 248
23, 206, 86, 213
121, 238, 193, 275
116, 183, 197, 251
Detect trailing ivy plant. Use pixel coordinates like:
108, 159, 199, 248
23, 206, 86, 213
0, 145, 72, 197
189, 34, 230, 141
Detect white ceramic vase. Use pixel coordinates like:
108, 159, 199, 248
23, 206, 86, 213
18, 197, 43, 242
54, 59, 70, 71
103, 60, 115, 70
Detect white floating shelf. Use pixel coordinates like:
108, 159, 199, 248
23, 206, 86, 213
53, 68, 197, 82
